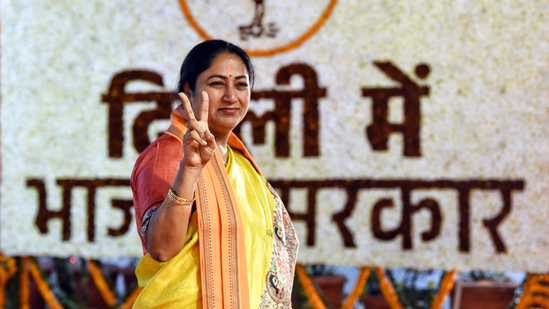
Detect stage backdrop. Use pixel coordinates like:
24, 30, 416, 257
2, 0, 548, 272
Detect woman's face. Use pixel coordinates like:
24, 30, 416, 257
186, 52, 251, 138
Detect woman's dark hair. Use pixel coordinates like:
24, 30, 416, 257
177, 40, 254, 94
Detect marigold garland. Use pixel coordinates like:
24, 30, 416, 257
526, 283, 549, 297
295, 263, 327, 309
516, 295, 549, 309
0, 253, 17, 309
88, 260, 118, 307
375, 267, 405, 309
27, 257, 63, 309
0, 254, 145, 309
1, 255, 547, 309
19, 258, 30, 309
340, 267, 370, 309
119, 286, 143, 309
516, 274, 549, 309
296, 264, 374, 309
430, 269, 457, 309
296, 264, 458, 309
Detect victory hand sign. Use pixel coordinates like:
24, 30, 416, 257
179, 91, 217, 168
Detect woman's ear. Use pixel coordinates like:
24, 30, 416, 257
183, 81, 193, 101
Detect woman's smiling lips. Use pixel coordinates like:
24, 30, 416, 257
219, 107, 239, 115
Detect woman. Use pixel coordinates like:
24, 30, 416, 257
131, 40, 299, 308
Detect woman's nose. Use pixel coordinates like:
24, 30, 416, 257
223, 89, 238, 103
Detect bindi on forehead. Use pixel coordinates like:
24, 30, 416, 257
227, 65, 233, 77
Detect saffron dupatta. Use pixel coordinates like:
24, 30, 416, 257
163, 105, 261, 309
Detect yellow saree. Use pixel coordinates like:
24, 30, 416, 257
132, 105, 297, 308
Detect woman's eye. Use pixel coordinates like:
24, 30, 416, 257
237, 83, 248, 88
210, 81, 224, 86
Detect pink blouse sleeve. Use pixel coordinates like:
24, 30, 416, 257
130, 135, 184, 253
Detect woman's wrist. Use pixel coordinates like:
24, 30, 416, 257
168, 187, 195, 206
170, 162, 202, 200
180, 157, 206, 171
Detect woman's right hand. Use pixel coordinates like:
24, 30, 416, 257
144, 92, 213, 261
179, 91, 217, 169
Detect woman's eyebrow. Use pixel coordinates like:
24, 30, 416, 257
207, 74, 228, 80
207, 75, 247, 80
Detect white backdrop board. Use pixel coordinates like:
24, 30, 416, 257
1, 0, 549, 272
